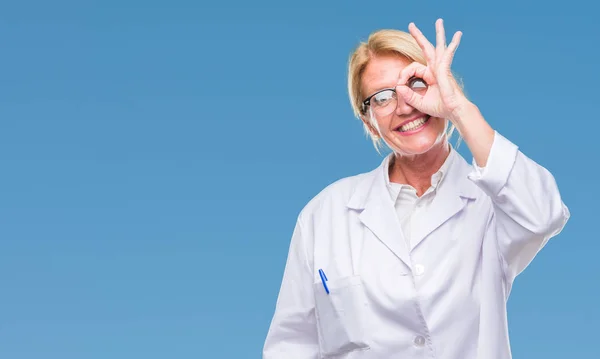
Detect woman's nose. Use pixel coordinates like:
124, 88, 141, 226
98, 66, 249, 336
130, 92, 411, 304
394, 95, 414, 116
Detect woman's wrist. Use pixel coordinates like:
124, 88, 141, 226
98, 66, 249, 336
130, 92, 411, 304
449, 98, 478, 125
449, 100, 495, 167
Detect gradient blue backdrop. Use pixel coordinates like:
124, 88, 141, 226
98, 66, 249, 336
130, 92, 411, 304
0, 1, 597, 358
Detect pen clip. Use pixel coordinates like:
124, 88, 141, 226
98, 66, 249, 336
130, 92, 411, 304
318, 269, 329, 295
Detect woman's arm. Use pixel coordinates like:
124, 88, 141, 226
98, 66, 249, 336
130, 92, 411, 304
398, 19, 570, 283
263, 220, 319, 359
445, 64, 569, 284
448, 102, 495, 167
466, 129, 570, 283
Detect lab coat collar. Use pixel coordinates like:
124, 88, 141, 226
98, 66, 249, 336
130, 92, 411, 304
347, 147, 478, 265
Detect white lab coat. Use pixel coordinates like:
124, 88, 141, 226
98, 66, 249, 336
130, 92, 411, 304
263, 132, 569, 359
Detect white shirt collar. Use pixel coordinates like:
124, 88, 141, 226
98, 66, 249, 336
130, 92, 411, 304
383, 144, 456, 199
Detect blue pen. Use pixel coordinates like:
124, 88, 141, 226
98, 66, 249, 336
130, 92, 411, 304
318, 269, 329, 294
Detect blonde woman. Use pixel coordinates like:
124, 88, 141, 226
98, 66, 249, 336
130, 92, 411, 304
263, 19, 569, 359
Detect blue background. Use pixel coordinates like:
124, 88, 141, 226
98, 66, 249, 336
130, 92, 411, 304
0, 1, 597, 358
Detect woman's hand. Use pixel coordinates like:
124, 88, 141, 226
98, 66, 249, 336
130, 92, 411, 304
396, 19, 471, 123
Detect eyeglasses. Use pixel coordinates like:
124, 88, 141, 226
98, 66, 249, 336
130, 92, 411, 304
361, 77, 428, 117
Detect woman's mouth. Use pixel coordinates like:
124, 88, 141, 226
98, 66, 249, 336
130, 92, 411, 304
395, 116, 431, 135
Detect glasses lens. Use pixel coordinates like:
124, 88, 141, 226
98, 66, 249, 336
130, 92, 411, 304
408, 77, 428, 92
370, 90, 397, 117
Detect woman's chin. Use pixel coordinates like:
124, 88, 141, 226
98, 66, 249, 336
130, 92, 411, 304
393, 144, 435, 156
388, 130, 444, 156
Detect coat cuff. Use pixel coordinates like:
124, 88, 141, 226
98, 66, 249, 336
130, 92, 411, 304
467, 131, 519, 197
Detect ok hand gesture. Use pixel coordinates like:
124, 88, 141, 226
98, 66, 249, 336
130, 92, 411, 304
396, 19, 470, 123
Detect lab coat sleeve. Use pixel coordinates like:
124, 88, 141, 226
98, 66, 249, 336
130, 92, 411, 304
263, 219, 319, 359
467, 131, 570, 283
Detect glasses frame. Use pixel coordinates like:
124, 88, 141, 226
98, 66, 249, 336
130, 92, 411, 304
361, 88, 396, 116
360, 77, 427, 116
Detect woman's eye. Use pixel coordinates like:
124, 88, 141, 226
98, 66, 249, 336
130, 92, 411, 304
374, 96, 390, 105
373, 91, 395, 105
408, 78, 427, 91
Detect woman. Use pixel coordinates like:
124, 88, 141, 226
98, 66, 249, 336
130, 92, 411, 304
263, 19, 569, 359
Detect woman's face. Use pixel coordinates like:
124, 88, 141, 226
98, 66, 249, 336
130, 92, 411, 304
361, 54, 447, 156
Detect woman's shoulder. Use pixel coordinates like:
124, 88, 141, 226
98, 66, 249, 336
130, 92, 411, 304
296, 167, 377, 223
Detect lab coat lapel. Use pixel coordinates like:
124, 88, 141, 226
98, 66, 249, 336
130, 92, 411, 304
347, 158, 412, 269
411, 153, 477, 250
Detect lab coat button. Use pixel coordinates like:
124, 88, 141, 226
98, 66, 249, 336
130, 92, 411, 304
414, 264, 425, 276
414, 335, 426, 347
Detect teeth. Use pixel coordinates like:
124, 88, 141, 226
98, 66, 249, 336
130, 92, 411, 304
399, 117, 427, 132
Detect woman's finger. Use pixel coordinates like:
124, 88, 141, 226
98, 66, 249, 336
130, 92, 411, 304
435, 19, 447, 65
396, 61, 436, 87
396, 84, 426, 111
408, 22, 436, 65
442, 31, 462, 70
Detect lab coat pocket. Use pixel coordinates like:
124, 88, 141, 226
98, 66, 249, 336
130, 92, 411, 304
313, 275, 370, 358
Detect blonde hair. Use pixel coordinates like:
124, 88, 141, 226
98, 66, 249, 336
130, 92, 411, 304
347, 29, 459, 153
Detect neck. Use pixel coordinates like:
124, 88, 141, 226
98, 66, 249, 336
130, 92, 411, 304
389, 139, 450, 197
